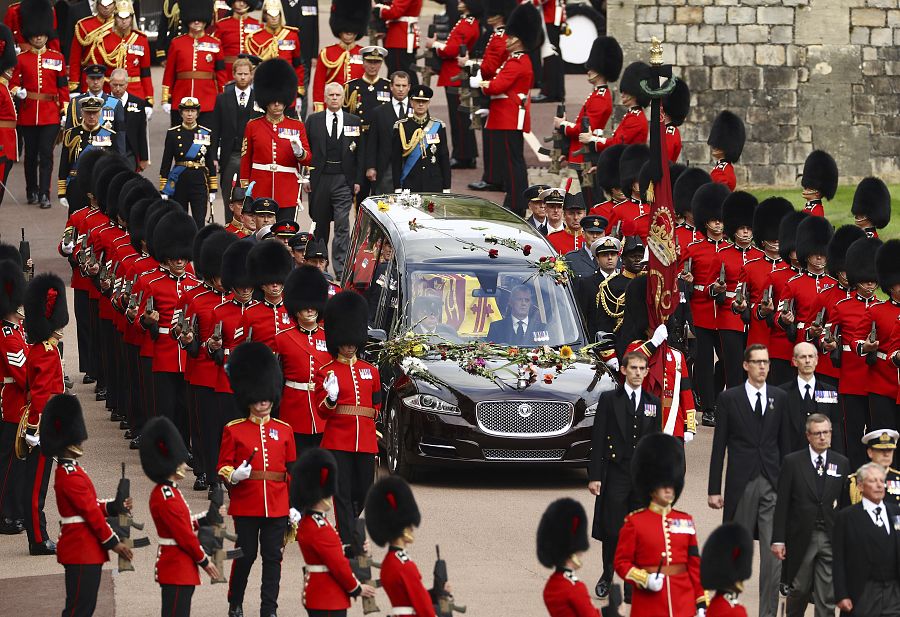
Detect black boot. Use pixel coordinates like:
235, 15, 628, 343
227, 605, 243, 617
701, 409, 716, 427
29, 539, 56, 555
192, 473, 208, 491
129, 435, 142, 449
0, 518, 24, 534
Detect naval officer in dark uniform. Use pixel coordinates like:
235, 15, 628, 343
391, 85, 451, 193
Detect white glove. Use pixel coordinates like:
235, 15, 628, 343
605, 357, 619, 372
208, 192, 216, 205
289, 507, 301, 525
291, 139, 305, 159
295, 97, 303, 110
697, 608, 706, 617
469, 75, 482, 89
647, 572, 665, 592
684, 431, 695, 444
15, 88, 26, 100
230, 460, 252, 484
144, 106, 153, 120
162, 102, 172, 114
61, 240, 74, 255
650, 323, 668, 347
59, 197, 69, 211
323, 372, 339, 401
60, 115, 66, 127
24, 433, 40, 448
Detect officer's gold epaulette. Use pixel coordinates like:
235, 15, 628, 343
225, 418, 246, 427
627, 507, 646, 517
271, 418, 291, 429
321, 359, 337, 370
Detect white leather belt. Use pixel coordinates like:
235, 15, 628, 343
796, 322, 806, 329
60, 516, 85, 524
158, 537, 177, 546
693, 285, 705, 291
285, 380, 314, 391
842, 345, 852, 352
390, 610, 416, 616
877, 351, 887, 360
490, 94, 508, 99
2, 377, 13, 384
158, 327, 170, 334
305, 564, 329, 572
252, 162, 299, 174
724, 291, 736, 298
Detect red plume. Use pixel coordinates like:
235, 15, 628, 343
731, 547, 740, 561
386, 492, 397, 510
571, 515, 580, 535
564, 177, 573, 193
319, 467, 328, 487
54, 418, 62, 432
45, 288, 58, 319
157, 439, 169, 456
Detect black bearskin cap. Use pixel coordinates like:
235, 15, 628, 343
191, 223, 226, 279
795, 215, 833, 266
0, 24, 17, 73
619, 144, 650, 194
291, 448, 338, 509
324, 290, 369, 356
0, 243, 22, 268
723, 191, 757, 239
74, 148, 109, 202
127, 198, 156, 252
39, 394, 87, 457
119, 176, 159, 227
877, 240, 900, 293
852, 177, 892, 229
365, 476, 421, 546
619, 62, 651, 108
595, 144, 626, 193
778, 211, 809, 262
827, 225, 866, 279
247, 239, 293, 286
585, 37, 623, 82
139, 416, 190, 484
0, 259, 26, 317
752, 197, 794, 245
284, 265, 330, 317
701, 523, 753, 591
181, 0, 215, 25
24, 273, 68, 343
536, 498, 590, 569
673, 167, 711, 216
485, 0, 516, 20
845, 237, 881, 287
221, 240, 255, 290
662, 78, 690, 127
106, 169, 140, 222
505, 3, 543, 52
691, 182, 730, 234
329, 0, 369, 39
254, 59, 298, 108
93, 158, 131, 214
632, 433, 685, 504
153, 211, 197, 262
801, 150, 838, 201
144, 200, 179, 259
707, 110, 745, 163
199, 231, 238, 282
21, 0, 55, 40
227, 342, 283, 410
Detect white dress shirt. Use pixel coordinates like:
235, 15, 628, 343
624, 384, 642, 411
547, 221, 565, 234
327, 109, 343, 138
862, 497, 891, 534
809, 446, 826, 469
393, 97, 409, 119
745, 381, 768, 415
512, 316, 529, 336
235, 86, 251, 107
798, 375, 816, 399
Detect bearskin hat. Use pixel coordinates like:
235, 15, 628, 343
199, 231, 238, 282
752, 197, 794, 246
619, 144, 650, 194
74, 148, 109, 203
669, 163, 686, 186
877, 240, 900, 293
595, 144, 626, 194
663, 78, 690, 127
24, 273, 68, 343
801, 150, 838, 201
105, 169, 140, 222
536, 498, 590, 569
324, 290, 369, 356
827, 225, 866, 279
254, 58, 298, 109
0, 259, 26, 317
845, 237, 882, 287
365, 476, 421, 547
21, 0, 55, 40
227, 342, 283, 410
723, 191, 757, 239
795, 215, 834, 266
619, 61, 651, 108
505, 3, 543, 52
93, 157, 131, 214
639, 161, 688, 204
778, 211, 810, 263
247, 239, 293, 286
139, 416, 190, 484
191, 223, 227, 279
585, 37, 623, 82
0, 243, 22, 268
701, 523, 753, 591
153, 211, 197, 263
707, 110, 745, 163
39, 394, 87, 458
284, 265, 330, 317
485, 0, 516, 20
226, 0, 261, 7
291, 448, 338, 509
145, 200, 179, 259
329, 0, 369, 39
119, 176, 158, 227
221, 240, 255, 291
181, 0, 215, 25
0, 24, 17, 74
462, 0, 484, 17
632, 433, 685, 504
691, 182, 730, 234
673, 167, 711, 217
127, 197, 157, 252
852, 177, 892, 229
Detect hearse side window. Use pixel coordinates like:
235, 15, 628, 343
371, 258, 399, 331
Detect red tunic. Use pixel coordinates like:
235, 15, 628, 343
25, 339, 64, 424
149, 482, 208, 586
482, 51, 532, 132
535, 0, 566, 25
564, 85, 612, 164
589, 199, 613, 223
212, 298, 254, 393
674, 223, 701, 258
865, 300, 900, 399
595, 107, 648, 154
708, 593, 748, 617
88, 28, 154, 103
710, 160, 736, 191
479, 29, 507, 79
183, 286, 231, 388
315, 357, 381, 453
54, 460, 117, 565
625, 341, 696, 438
739, 255, 781, 348
544, 569, 600, 617
161, 34, 227, 111
665, 125, 682, 163
239, 116, 311, 210
808, 283, 849, 380
141, 269, 201, 374
68, 15, 113, 92
59, 207, 101, 292
0, 80, 18, 161
683, 238, 729, 330
776, 272, 836, 351
548, 228, 585, 255
213, 14, 262, 74
217, 415, 296, 517
10, 47, 68, 126
312, 43, 363, 112
234, 299, 290, 351
829, 294, 878, 396
274, 325, 331, 435
615, 506, 705, 617
607, 198, 648, 238
379, 0, 423, 53
298, 510, 362, 610
4, 2, 60, 51
0, 320, 27, 423
245, 27, 305, 95
380, 547, 436, 617
223, 221, 250, 238
803, 200, 825, 217
715, 244, 764, 333
435, 16, 479, 87
764, 265, 800, 363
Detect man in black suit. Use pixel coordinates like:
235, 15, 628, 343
486, 285, 550, 346
364, 70, 410, 196
779, 342, 843, 454
587, 350, 661, 599
523, 184, 551, 235
306, 82, 362, 279
708, 343, 790, 617
108, 68, 149, 172
833, 462, 900, 617
210, 57, 262, 222
771, 413, 850, 617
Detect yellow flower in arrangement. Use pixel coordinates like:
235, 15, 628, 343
412, 344, 425, 356
377, 200, 389, 212
559, 345, 574, 360
554, 260, 568, 274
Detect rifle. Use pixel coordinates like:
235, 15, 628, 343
349, 518, 382, 614
538, 103, 566, 175
107, 463, 150, 572
713, 262, 727, 305
760, 284, 773, 310
681, 257, 692, 277
612, 220, 622, 240
145, 295, 155, 315
212, 321, 223, 342
811, 307, 826, 332
62, 225, 75, 248
367, 3, 386, 43
780, 297, 797, 341
866, 320, 879, 366
246, 326, 253, 343
127, 289, 144, 315
76, 234, 90, 267
201, 483, 243, 583
432, 545, 465, 616
826, 324, 841, 367
19, 228, 33, 281
175, 309, 186, 338
453, 45, 481, 130
734, 282, 750, 324
414, 18, 451, 87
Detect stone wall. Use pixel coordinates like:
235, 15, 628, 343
606, 0, 900, 186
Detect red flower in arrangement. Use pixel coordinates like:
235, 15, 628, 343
543, 373, 554, 384
531, 354, 539, 362
539, 256, 547, 263
549, 256, 556, 263
488, 249, 499, 258
426, 201, 435, 212
522, 244, 532, 256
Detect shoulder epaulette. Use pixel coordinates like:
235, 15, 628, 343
62, 462, 77, 474
627, 507, 646, 517
666, 125, 676, 135
161, 485, 174, 499
311, 512, 327, 527
167, 125, 180, 131
787, 273, 803, 282
271, 418, 291, 428
225, 418, 246, 427
198, 124, 212, 131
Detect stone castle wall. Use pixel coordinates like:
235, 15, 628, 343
605, 0, 900, 186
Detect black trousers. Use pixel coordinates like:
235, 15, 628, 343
541, 24, 565, 101
124, 343, 142, 429
276, 207, 297, 223
62, 563, 102, 617
693, 326, 720, 413
330, 450, 376, 546
494, 130, 527, 216
192, 384, 219, 479
0, 420, 25, 521
311, 174, 353, 279
480, 128, 500, 185
113, 328, 128, 416
88, 298, 104, 388
101, 319, 118, 411
445, 89, 476, 162
386, 49, 417, 86
138, 355, 155, 432
870, 393, 899, 434
160, 584, 195, 617
594, 463, 641, 584
843, 394, 870, 470
173, 168, 209, 229
229, 515, 287, 614
307, 610, 347, 617
73, 289, 92, 375
294, 432, 323, 460
219, 151, 242, 223
19, 124, 57, 196
153, 371, 189, 446
718, 330, 747, 390
768, 357, 795, 385
0, 157, 14, 206
23, 446, 51, 544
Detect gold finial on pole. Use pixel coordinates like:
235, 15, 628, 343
649, 37, 664, 66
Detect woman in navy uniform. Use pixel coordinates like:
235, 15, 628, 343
538, 498, 600, 616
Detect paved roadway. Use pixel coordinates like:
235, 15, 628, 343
0, 7, 775, 616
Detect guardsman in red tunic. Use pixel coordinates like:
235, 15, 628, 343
799, 150, 837, 218
548, 192, 586, 255
22, 273, 68, 555
605, 144, 649, 239
224, 185, 252, 237
615, 434, 706, 617
68, 0, 115, 92
588, 144, 625, 221
41, 394, 134, 616
161, 0, 227, 127
537, 498, 601, 617
868, 240, 900, 431
235, 239, 292, 350
315, 291, 381, 546
239, 59, 312, 221
84, 1, 154, 104
312, 0, 367, 113
4, 0, 60, 52
213, 0, 262, 74
592, 62, 649, 155
701, 523, 753, 617
141, 416, 221, 617
275, 266, 331, 456
851, 176, 892, 239
707, 110, 744, 191
0, 25, 18, 206
218, 342, 296, 617
374, 0, 423, 84
481, 3, 541, 215
366, 476, 452, 617
246, 0, 305, 106
0, 256, 26, 535
679, 183, 730, 427
662, 78, 689, 164
672, 168, 709, 255
293, 448, 378, 616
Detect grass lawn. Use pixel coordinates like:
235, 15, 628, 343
747, 185, 900, 241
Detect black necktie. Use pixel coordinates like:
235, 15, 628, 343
515, 320, 525, 339
803, 384, 815, 415
399, 102, 405, 118
755, 392, 763, 419
331, 113, 338, 140
239, 91, 246, 107
630, 391, 637, 414
874, 506, 889, 534
815, 454, 825, 495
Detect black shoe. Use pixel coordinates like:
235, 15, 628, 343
96, 389, 106, 401
450, 158, 476, 169
193, 474, 208, 491
701, 410, 716, 427
207, 480, 220, 501
227, 605, 243, 617
187, 453, 195, 469
0, 518, 23, 534
29, 539, 56, 555
119, 420, 129, 430
124, 429, 135, 440
467, 180, 502, 191
129, 435, 142, 449
82, 374, 96, 385
38, 194, 51, 209
26, 192, 38, 205
595, 579, 609, 599
64, 375, 74, 389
